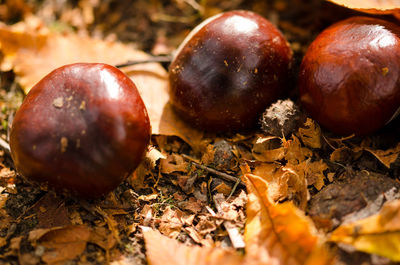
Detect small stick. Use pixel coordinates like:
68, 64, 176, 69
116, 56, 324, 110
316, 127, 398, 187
182, 154, 245, 187
0, 137, 10, 155
115, 55, 173, 68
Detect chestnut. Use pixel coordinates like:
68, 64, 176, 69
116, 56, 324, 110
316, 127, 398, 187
169, 10, 293, 132
298, 16, 400, 136
10, 63, 151, 198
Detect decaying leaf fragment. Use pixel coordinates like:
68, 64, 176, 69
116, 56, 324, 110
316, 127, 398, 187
326, 0, 400, 14
330, 199, 400, 261
244, 173, 333, 265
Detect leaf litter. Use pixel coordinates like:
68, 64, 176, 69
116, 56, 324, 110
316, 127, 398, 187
0, 1, 400, 265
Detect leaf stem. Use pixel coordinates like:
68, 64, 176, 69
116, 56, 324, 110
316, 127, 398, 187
115, 55, 173, 68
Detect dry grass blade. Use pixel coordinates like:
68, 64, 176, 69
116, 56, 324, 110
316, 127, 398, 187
327, 0, 400, 13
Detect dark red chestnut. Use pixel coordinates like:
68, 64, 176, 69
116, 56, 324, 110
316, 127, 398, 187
10, 63, 151, 198
169, 10, 293, 132
298, 16, 400, 136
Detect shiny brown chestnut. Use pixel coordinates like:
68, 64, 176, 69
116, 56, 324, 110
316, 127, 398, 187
169, 10, 293, 132
298, 16, 400, 136
10, 63, 151, 198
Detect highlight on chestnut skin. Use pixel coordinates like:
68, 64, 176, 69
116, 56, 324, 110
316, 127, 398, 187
298, 16, 400, 136
169, 10, 293, 132
10, 63, 151, 199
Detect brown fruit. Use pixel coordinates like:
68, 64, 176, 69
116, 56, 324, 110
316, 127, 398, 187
10, 63, 151, 198
298, 16, 400, 135
169, 10, 293, 132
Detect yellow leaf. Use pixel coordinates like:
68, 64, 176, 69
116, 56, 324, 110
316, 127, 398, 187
326, 0, 400, 14
330, 199, 400, 261
143, 228, 243, 265
244, 174, 333, 265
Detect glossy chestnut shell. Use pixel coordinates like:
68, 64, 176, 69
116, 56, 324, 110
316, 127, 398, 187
10, 63, 151, 198
169, 10, 293, 132
298, 16, 400, 136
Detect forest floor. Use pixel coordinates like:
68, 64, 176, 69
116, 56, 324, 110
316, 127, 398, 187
0, 0, 400, 264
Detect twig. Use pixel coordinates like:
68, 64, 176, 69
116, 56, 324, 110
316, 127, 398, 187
227, 177, 241, 201
0, 137, 10, 155
115, 55, 173, 68
182, 154, 245, 188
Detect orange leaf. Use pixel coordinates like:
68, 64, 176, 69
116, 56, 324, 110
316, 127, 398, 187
29, 225, 91, 264
244, 174, 333, 265
143, 228, 243, 265
326, 0, 400, 14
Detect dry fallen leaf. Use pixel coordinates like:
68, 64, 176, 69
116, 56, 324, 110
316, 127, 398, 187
130, 148, 166, 190
297, 119, 322, 149
252, 163, 308, 209
160, 154, 189, 174
0, 21, 204, 149
142, 173, 332, 265
32, 193, 71, 229
29, 225, 91, 264
290, 159, 328, 191
159, 207, 183, 239
252, 136, 285, 162
326, 0, 400, 14
244, 173, 333, 265
329, 146, 354, 163
352, 142, 400, 168
143, 228, 243, 265
283, 135, 313, 164
364, 143, 400, 168
330, 199, 400, 261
